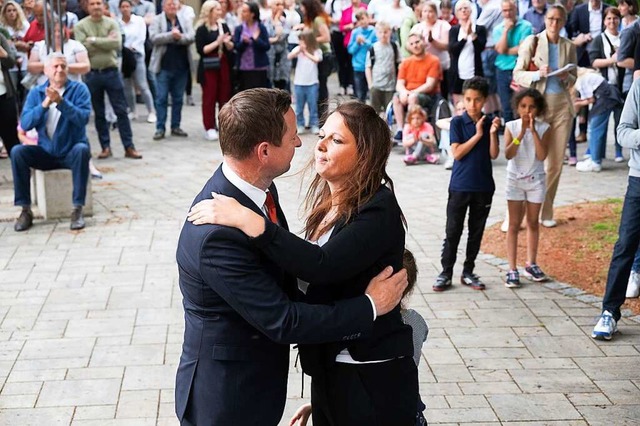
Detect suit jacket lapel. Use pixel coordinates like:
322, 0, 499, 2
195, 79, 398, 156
267, 183, 289, 231
211, 166, 267, 220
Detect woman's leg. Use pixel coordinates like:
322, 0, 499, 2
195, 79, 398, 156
123, 76, 136, 114
541, 95, 573, 222
201, 71, 216, 131
294, 84, 307, 128
134, 53, 155, 114
507, 199, 525, 270
526, 201, 543, 265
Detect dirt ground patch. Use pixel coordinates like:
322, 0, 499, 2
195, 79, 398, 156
482, 199, 640, 316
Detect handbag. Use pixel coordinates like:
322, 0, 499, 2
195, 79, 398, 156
203, 56, 221, 70
510, 35, 539, 92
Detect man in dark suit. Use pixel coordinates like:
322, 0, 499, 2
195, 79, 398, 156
569, 0, 608, 66
175, 88, 408, 426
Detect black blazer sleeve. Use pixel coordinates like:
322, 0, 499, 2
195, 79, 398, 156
199, 226, 374, 344
251, 188, 403, 285
195, 25, 209, 56
448, 25, 464, 57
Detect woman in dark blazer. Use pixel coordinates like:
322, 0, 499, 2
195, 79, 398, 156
588, 6, 626, 162
448, 0, 486, 103
188, 102, 419, 426
233, 1, 271, 91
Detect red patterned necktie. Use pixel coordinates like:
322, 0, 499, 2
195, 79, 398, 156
264, 191, 278, 223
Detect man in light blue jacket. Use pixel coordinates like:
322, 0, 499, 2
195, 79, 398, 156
592, 77, 640, 341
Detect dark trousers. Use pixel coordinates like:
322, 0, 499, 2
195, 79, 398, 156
603, 176, 640, 321
441, 190, 494, 277
331, 31, 352, 90
311, 357, 418, 426
11, 144, 90, 207
496, 68, 514, 123
317, 52, 333, 121
0, 94, 19, 155
238, 69, 268, 92
85, 68, 134, 150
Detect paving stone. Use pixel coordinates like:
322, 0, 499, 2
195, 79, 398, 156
510, 368, 598, 393
577, 404, 640, 425
448, 328, 524, 348
121, 365, 176, 391
574, 357, 640, 380
521, 335, 604, 358
428, 407, 498, 423
488, 393, 582, 421
566, 392, 612, 406
445, 394, 490, 408
74, 405, 117, 420
116, 390, 160, 419
0, 407, 74, 425
90, 344, 165, 367
20, 338, 95, 360
37, 378, 121, 407
0, 393, 38, 408
459, 381, 522, 395
595, 380, 640, 405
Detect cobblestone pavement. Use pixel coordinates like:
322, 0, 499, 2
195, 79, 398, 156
0, 81, 639, 425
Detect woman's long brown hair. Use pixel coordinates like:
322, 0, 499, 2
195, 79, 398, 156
304, 102, 405, 239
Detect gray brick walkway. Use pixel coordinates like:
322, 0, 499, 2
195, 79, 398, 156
0, 81, 639, 425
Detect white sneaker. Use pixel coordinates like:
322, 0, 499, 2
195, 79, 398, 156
541, 219, 557, 228
591, 310, 618, 340
500, 219, 509, 233
205, 129, 219, 141
89, 159, 102, 179
147, 112, 157, 124
128, 111, 137, 121
576, 158, 602, 173
444, 157, 454, 170
297, 126, 306, 135
615, 156, 625, 163
310, 126, 320, 135
626, 271, 640, 298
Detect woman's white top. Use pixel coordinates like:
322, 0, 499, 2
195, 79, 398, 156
120, 14, 147, 54
601, 30, 620, 85
7, 22, 29, 71
457, 22, 475, 79
32, 39, 87, 85
412, 19, 451, 70
505, 118, 550, 179
293, 48, 322, 85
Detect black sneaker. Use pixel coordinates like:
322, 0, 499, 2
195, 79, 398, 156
393, 130, 403, 142
461, 272, 486, 290
171, 128, 189, 137
505, 269, 521, 288
433, 273, 452, 292
524, 263, 548, 282
153, 130, 165, 140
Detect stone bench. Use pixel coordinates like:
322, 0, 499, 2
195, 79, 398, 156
31, 169, 93, 220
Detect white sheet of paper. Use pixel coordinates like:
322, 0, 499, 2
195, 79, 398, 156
547, 63, 577, 77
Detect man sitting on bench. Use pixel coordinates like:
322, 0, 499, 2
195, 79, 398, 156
11, 52, 91, 232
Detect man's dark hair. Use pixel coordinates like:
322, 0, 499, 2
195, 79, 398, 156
218, 88, 292, 160
462, 76, 489, 98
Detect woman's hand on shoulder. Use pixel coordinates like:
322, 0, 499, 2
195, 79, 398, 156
187, 192, 266, 237
289, 403, 312, 426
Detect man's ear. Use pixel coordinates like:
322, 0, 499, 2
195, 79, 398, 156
255, 141, 271, 163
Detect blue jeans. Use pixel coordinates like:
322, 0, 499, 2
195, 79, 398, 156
294, 83, 319, 128
353, 71, 368, 103
84, 68, 134, 150
602, 176, 640, 321
587, 112, 609, 164
496, 68, 514, 123
155, 68, 188, 132
124, 52, 155, 115
11, 144, 90, 207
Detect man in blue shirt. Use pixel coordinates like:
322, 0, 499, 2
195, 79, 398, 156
11, 53, 91, 232
433, 77, 501, 292
523, 0, 547, 33
493, 0, 533, 122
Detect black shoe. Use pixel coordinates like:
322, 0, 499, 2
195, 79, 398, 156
70, 206, 85, 230
153, 130, 165, 140
14, 208, 33, 232
433, 273, 452, 292
461, 272, 486, 290
171, 128, 188, 137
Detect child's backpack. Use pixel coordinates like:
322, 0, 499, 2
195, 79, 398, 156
368, 42, 399, 74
